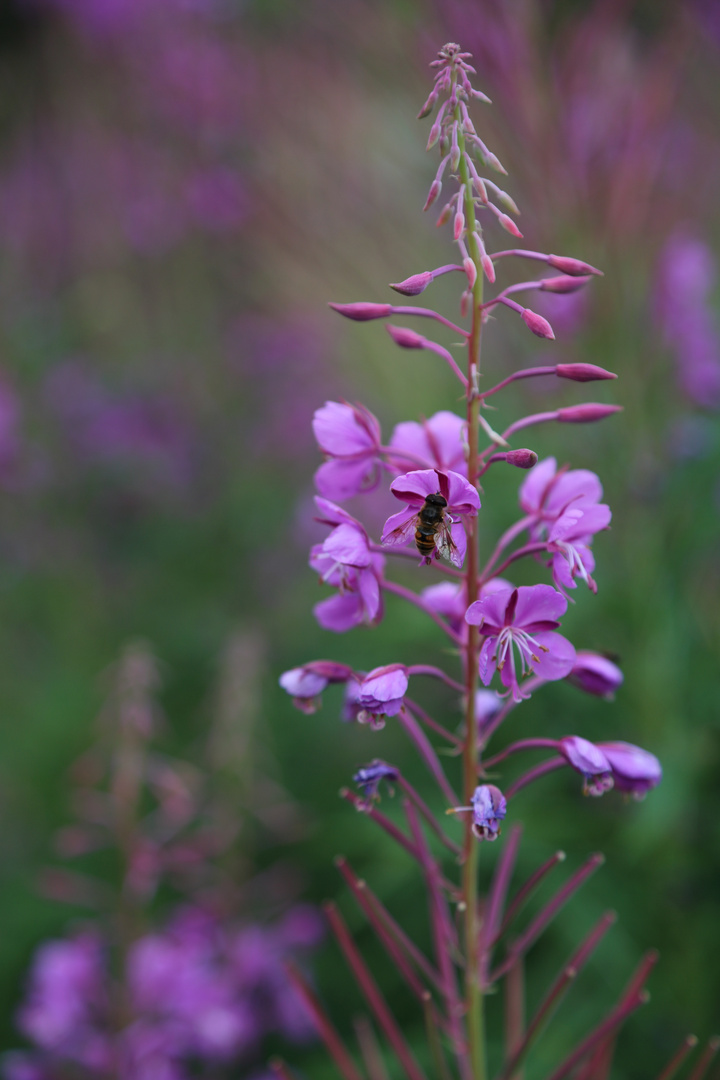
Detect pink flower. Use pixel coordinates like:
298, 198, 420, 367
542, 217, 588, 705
312, 401, 383, 501
567, 652, 624, 698
465, 584, 576, 701
279, 661, 353, 713
597, 741, 662, 798
381, 468, 480, 568
356, 665, 409, 728
310, 498, 384, 632
389, 411, 467, 475
519, 456, 603, 523
547, 502, 612, 593
559, 736, 614, 796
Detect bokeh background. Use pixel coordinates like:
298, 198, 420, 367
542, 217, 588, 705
0, 0, 718, 1076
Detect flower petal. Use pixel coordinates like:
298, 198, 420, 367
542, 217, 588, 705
313, 592, 364, 632
313, 401, 379, 455
519, 456, 557, 513
528, 630, 576, 680
314, 457, 379, 501
465, 587, 514, 631
390, 469, 441, 505
512, 584, 568, 629
323, 523, 371, 567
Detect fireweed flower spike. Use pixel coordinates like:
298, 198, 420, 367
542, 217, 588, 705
280, 41, 666, 1080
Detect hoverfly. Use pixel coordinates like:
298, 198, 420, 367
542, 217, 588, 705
384, 491, 461, 566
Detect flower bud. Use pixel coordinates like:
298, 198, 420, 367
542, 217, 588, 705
460, 289, 471, 318
567, 651, 623, 698
329, 302, 392, 322
497, 190, 520, 215
555, 363, 617, 382
453, 210, 465, 241
484, 151, 507, 175
481, 254, 496, 284
556, 403, 623, 423
539, 274, 592, 293
426, 117, 442, 151
505, 448, 538, 469
386, 325, 425, 349
390, 272, 433, 296
473, 175, 488, 202
423, 180, 442, 211
417, 89, 438, 120
463, 257, 477, 288
450, 142, 461, 172
436, 202, 453, 228
498, 213, 523, 239
547, 254, 603, 277
521, 308, 555, 339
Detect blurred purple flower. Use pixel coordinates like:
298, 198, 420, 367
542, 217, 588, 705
567, 651, 623, 699
389, 410, 467, 475
559, 736, 614, 796
597, 741, 662, 798
654, 231, 720, 409
313, 401, 383, 501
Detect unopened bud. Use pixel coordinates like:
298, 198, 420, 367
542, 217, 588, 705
417, 90, 438, 120
473, 175, 488, 202
463, 257, 477, 288
521, 308, 555, 339
453, 210, 465, 241
498, 213, 523, 239
386, 325, 425, 349
556, 403, 623, 423
484, 151, 507, 175
539, 274, 592, 294
481, 254, 496, 284
426, 117, 442, 151
436, 203, 453, 228
329, 302, 392, 322
390, 272, 433, 296
498, 190, 520, 215
460, 290, 471, 318
556, 363, 618, 382
505, 448, 538, 468
547, 254, 603, 277
423, 180, 442, 211
450, 144, 461, 172
470, 88, 492, 104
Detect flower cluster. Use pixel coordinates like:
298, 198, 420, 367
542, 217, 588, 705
8, 906, 323, 1080
279, 41, 665, 1080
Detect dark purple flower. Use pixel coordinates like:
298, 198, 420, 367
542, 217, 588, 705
352, 760, 400, 805
597, 741, 662, 799
567, 651, 624, 699
312, 401, 383, 501
465, 585, 576, 702
356, 664, 409, 728
559, 736, 614, 796
382, 468, 480, 568
279, 661, 353, 713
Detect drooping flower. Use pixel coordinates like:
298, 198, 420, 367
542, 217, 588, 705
382, 468, 480, 568
389, 411, 467, 476
352, 760, 400, 806
355, 665, 409, 729
567, 651, 624, 699
558, 736, 614, 796
449, 784, 507, 841
597, 741, 662, 799
465, 584, 576, 701
519, 456, 603, 526
546, 502, 612, 593
310, 498, 384, 632
312, 401, 383, 501
278, 661, 353, 714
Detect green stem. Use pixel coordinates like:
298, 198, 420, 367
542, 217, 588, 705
457, 104, 486, 1080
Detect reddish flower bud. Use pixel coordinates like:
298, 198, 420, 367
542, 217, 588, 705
390, 272, 433, 296
521, 308, 555, 339
453, 210, 465, 241
498, 213, 523, 239
539, 274, 593, 293
481, 254, 496, 284
555, 363, 618, 382
484, 151, 507, 175
556, 403, 623, 423
436, 203, 453, 228
547, 254, 603, 277
450, 143, 461, 172
423, 179, 442, 211
386, 325, 425, 349
463, 257, 477, 288
329, 302, 392, 322
505, 448, 538, 469
417, 89, 438, 120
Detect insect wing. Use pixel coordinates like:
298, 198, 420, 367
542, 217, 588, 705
434, 520, 462, 567
382, 513, 419, 548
